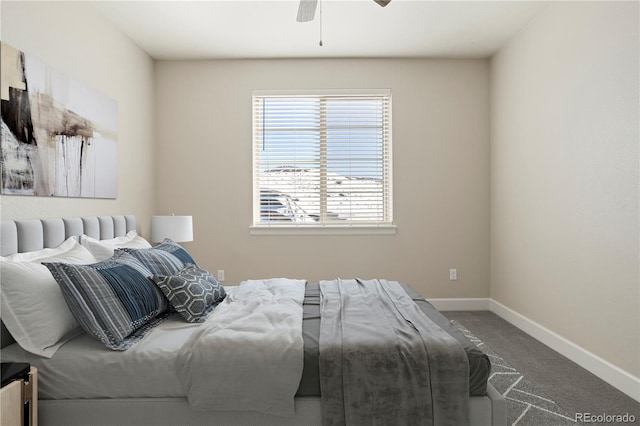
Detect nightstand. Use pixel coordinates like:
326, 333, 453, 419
0, 363, 37, 426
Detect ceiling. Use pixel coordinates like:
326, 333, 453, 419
91, 0, 549, 60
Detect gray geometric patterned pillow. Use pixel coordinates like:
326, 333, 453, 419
152, 264, 226, 323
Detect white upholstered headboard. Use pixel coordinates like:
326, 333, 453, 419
0, 215, 137, 347
0, 215, 137, 257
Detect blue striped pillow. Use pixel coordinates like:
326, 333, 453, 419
153, 238, 196, 264
43, 251, 170, 351
119, 238, 196, 277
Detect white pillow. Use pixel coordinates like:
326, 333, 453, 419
3, 235, 81, 262
0, 236, 98, 358
80, 230, 152, 261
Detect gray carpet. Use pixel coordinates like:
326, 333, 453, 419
452, 320, 581, 425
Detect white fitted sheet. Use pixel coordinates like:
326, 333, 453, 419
1, 312, 200, 400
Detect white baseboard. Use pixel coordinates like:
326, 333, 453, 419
427, 298, 491, 311
489, 299, 640, 403
428, 297, 640, 402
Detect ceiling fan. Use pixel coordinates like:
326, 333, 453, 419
296, 0, 391, 23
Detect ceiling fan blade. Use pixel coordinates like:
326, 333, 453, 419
374, 0, 391, 6
297, 0, 318, 22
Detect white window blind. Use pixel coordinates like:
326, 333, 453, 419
252, 90, 393, 229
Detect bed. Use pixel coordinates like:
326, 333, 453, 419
0, 215, 506, 426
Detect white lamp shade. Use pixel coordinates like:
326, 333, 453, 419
151, 215, 193, 243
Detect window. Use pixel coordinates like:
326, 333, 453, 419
252, 90, 393, 233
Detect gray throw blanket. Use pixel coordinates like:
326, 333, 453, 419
319, 279, 470, 426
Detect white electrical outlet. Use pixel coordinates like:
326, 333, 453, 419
449, 269, 458, 281
217, 270, 225, 282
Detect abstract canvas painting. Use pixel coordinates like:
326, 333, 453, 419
0, 42, 118, 198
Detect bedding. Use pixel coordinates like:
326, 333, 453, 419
177, 278, 305, 416
120, 238, 196, 276
298, 283, 490, 398
0, 236, 97, 357
1, 313, 196, 399
0, 215, 504, 426
80, 230, 152, 261
1, 283, 490, 401
43, 251, 171, 351
2, 235, 88, 262
319, 279, 469, 426
152, 263, 226, 323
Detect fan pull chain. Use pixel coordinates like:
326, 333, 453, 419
319, 0, 323, 46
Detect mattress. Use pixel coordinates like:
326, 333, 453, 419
1, 283, 490, 400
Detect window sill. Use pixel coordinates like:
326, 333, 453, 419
249, 224, 397, 236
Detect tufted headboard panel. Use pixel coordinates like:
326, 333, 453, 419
0, 215, 137, 348
0, 215, 136, 256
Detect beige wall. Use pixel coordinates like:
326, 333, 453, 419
155, 59, 490, 298
0, 1, 156, 235
491, 1, 639, 378
3, 0, 637, 395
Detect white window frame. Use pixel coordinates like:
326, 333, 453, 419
251, 89, 394, 235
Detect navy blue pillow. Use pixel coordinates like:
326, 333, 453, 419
119, 239, 196, 277
154, 238, 196, 264
44, 251, 170, 350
